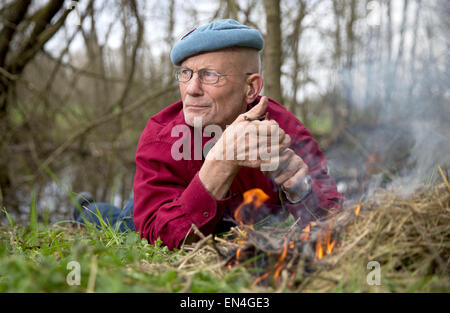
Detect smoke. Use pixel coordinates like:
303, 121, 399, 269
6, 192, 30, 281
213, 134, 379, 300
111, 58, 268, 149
327, 58, 449, 202
388, 120, 450, 197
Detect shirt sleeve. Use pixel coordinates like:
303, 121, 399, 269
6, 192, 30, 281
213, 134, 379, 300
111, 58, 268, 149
133, 140, 231, 250
284, 124, 345, 228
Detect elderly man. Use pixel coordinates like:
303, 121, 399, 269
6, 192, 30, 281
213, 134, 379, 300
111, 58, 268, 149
131, 19, 344, 250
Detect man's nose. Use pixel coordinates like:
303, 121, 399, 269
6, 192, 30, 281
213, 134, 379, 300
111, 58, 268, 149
184, 73, 204, 96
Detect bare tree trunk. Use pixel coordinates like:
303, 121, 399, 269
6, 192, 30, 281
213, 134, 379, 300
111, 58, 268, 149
80, 1, 103, 115
407, 0, 422, 102
263, 0, 283, 103
289, 1, 307, 119
344, 0, 357, 122
346, 0, 357, 69
166, 0, 176, 79
331, 0, 343, 132
0, 0, 32, 68
395, 0, 409, 69
0, 0, 70, 209
0, 0, 31, 209
364, 0, 376, 108
386, 0, 392, 63
226, 0, 239, 20
385, 0, 409, 107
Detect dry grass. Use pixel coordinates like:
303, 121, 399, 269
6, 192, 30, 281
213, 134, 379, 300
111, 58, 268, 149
295, 182, 450, 292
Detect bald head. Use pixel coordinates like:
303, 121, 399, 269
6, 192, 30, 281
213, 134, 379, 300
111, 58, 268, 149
221, 46, 261, 74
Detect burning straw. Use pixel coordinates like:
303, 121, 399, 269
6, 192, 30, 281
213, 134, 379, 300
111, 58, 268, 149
213, 167, 450, 291
299, 180, 450, 292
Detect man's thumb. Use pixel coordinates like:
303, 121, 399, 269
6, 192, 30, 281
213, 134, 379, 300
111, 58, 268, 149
242, 96, 268, 120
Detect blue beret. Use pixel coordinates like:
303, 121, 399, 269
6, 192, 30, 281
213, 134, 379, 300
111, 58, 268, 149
170, 19, 264, 66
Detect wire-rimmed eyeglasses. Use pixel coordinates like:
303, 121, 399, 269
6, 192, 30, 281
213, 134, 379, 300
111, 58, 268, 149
174, 68, 254, 85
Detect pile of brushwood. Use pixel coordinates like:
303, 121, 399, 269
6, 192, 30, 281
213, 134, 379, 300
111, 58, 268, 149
171, 175, 449, 292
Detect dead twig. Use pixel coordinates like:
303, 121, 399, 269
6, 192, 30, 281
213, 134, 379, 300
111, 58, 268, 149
437, 166, 450, 192
176, 234, 213, 269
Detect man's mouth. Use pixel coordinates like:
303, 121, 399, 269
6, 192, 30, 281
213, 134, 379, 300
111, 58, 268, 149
185, 104, 210, 110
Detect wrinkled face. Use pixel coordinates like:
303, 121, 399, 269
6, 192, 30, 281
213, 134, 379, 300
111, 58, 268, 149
179, 50, 250, 129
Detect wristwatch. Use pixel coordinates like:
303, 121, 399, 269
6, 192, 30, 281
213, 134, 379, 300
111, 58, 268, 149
281, 175, 312, 204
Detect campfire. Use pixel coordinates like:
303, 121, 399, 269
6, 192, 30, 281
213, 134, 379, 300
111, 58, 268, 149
214, 188, 352, 288
211, 166, 450, 289
174, 166, 449, 292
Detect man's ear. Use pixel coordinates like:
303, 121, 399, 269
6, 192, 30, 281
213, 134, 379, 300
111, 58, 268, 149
245, 74, 263, 104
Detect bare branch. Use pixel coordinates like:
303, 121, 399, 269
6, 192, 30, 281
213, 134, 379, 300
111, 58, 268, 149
34, 84, 178, 178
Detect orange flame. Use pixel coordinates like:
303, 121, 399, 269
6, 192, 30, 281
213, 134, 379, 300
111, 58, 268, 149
252, 272, 269, 287
251, 236, 291, 286
326, 235, 335, 255
273, 237, 288, 280
279, 237, 288, 262
354, 204, 361, 216
234, 188, 269, 224
315, 233, 324, 259
288, 241, 294, 249
233, 207, 243, 222
315, 223, 336, 259
326, 223, 335, 255
245, 188, 270, 207
300, 224, 311, 242
273, 264, 284, 280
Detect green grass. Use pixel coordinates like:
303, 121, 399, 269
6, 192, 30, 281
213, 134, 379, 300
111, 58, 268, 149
0, 209, 257, 292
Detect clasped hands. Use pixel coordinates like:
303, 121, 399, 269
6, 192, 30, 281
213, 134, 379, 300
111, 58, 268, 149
206, 96, 310, 202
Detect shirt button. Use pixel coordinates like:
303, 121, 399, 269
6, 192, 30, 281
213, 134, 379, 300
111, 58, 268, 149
203, 211, 209, 218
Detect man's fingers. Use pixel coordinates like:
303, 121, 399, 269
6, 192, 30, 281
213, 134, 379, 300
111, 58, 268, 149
261, 148, 291, 177
283, 166, 308, 190
263, 149, 293, 180
261, 149, 309, 188
278, 133, 291, 152
253, 121, 290, 153
236, 96, 268, 123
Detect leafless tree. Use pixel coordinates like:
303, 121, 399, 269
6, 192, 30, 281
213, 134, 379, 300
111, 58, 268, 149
0, 0, 71, 209
263, 0, 283, 103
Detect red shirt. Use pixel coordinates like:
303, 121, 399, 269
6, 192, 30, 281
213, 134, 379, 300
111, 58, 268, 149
133, 96, 344, 249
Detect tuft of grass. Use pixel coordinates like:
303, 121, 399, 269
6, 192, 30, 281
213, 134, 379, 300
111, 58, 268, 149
2, 208, 16, 228
0, 203, 258, 292
30, 190, 37, 231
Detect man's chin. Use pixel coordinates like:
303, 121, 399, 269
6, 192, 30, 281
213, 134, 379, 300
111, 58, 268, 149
184, 112, 210, 127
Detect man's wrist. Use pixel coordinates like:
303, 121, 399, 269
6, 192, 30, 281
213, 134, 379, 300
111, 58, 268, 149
199, 159, 240, 200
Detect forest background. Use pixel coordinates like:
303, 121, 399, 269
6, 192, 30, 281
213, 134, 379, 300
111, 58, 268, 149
0, 0, 448, 223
